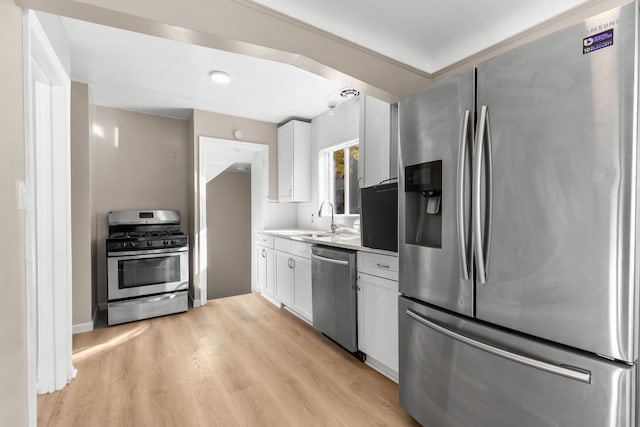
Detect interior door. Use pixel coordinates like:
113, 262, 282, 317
399, 69, 474, 316
474, 3, 637, 362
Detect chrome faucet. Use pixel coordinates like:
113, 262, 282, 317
318, 201, 338, 234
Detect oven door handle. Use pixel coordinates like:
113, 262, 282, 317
108, 246, 188, 257
108, 251, 188, 261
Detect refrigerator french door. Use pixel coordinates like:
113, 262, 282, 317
398, 3, 638, 426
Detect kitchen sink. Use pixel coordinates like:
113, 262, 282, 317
299, 232, 335, 238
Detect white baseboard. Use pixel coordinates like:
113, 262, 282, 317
189, 292, 202, 308
72, 306, 98, 334
283, 306, 313, 326
260, 292, 282, 308
72, 321, 93, 334
365, 356, 399, 383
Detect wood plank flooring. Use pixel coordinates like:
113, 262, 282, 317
38, 293, 419, 426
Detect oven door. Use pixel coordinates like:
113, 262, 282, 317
107, 247, 188, 300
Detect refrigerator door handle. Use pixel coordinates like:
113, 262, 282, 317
484, 106, 493, 281
406, 309, 592, 384
473, 105, 493, 284
456, 109, 471, 280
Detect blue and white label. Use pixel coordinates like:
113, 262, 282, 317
583, 29, 614, 54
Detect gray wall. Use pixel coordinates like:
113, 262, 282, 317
0, 0, 28, 424
206, 171, 251, 299
93, 107, 190, 305
71, 82, 94, 325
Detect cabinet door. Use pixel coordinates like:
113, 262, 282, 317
292, 255, 312, 322
290, 121, 311, 202
264, 248, 275, 298
358, 273, 399, 373
277, 123, 293, 201
257, 247, 267, 293
275, 251, 293, 305
278, 120, 311, 202
361, 96, 391, 188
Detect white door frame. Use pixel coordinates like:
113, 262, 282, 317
23, 10, 74, 426
197, 137, 268, 305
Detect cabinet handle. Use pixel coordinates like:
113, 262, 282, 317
376, 263, 390, 269
356, 275, 361, 291
290, 258, 295, 269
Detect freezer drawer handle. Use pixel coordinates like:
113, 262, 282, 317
406, 309, 591, 384
311, 254, 349, 266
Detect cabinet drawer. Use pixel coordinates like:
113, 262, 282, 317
358, 251, 398, 281
275, 237, 311, 259
256, 233, 274, 248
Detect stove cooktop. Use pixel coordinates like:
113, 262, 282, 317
107, 230, 188, 252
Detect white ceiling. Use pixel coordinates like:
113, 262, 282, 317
61, 0, 593, 123
252, 0, 592, 72
61, 17, 350, 123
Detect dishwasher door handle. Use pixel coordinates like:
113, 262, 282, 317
311, 254, 349, 266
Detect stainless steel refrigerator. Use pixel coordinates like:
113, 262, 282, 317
398, 3, 638, 426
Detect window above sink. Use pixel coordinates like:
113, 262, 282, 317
319, 139, 360, 216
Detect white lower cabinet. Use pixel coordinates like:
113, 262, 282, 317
357, 252, 399, 382
257, 246, 275, 297
275, 251, 294, 306
256, 234, 276, 303
273, 238, 313, 323
292, 256, 312, 321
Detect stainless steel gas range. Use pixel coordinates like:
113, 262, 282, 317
106, 209, 189, 325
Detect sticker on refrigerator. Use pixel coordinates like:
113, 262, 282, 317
583, 29, 613, 54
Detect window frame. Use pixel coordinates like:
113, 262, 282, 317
319, 139, 360, 217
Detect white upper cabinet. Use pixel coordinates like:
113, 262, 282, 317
359, 96, 393, 188
313, 95, 394, 191
277, 120, 311, 202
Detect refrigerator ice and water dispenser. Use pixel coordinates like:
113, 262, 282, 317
404, 160, 442, 248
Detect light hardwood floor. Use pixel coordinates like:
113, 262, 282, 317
38, 293, 419, 426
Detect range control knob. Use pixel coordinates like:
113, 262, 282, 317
146, 241, 153, 247
130, 241, 137, 248
163, 240, 169, 246
171, 239, 177, 245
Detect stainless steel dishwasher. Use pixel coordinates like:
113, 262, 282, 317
311, 245, 358, 354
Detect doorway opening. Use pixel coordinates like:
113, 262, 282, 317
206, 164, 252, 299
197, 137, 269, 304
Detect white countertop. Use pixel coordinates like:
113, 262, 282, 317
259, 229, 398, 257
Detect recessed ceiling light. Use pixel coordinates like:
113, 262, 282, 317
209, 70, 231, 84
